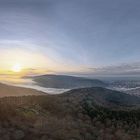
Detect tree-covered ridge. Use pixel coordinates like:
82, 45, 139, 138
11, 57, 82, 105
0, 87, 140, 140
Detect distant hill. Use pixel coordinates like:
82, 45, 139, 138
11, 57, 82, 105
0, 82, 139, 108
0, 83, 45, 97
0, 81, 139, 109
32, 74, 107, 89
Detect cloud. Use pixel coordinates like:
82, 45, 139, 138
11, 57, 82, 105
88, 62, 140, 76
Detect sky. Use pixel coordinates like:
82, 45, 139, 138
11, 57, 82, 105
0, 0, 140, 76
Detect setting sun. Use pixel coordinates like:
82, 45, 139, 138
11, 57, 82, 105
11, 64, 22, 72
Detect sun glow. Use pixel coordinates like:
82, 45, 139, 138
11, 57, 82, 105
11, 64, 22, 72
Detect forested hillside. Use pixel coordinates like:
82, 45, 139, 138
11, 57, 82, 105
0, 87, 140, 140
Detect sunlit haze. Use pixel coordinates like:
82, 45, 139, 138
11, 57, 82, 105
0, 0, 140, 82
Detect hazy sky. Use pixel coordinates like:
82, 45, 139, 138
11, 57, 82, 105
0, 0, 140, 76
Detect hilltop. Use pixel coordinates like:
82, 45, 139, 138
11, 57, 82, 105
62, 87, 140, 109
31, 74, 107, 89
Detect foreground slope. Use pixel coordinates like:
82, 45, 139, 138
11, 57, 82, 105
0, 87, 140, 140
32, 74, 107, 89
0, 83, 45, 97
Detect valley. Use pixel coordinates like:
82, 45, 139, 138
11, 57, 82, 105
0, 75, 140, 140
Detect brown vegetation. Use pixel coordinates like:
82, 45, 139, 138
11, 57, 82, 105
0, 91, 139, 140
0, 83, 45, 97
